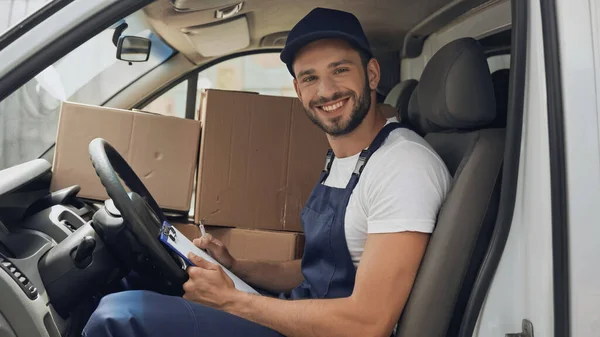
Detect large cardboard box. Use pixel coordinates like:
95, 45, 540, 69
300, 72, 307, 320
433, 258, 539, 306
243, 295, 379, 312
379, 103, 399, 119
51, 101, 201, 212
209, 227, 305, 261
194, 89, 329, 232
173, 223, 305, 261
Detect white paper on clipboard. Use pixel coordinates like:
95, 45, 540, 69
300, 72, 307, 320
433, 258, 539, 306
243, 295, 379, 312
159, 221, 259, 295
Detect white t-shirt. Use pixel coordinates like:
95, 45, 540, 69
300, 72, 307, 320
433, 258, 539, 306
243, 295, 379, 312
323, 118, 452, 267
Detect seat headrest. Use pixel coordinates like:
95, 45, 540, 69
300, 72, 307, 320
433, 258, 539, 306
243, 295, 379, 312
407, 84, 440, 136
417, 37, 496, 132
384, 79, 419, 121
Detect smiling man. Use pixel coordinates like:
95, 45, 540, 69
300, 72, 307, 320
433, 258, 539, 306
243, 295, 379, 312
82, 7, 451, 337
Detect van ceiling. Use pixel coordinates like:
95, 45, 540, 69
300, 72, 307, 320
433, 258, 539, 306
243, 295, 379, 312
143, 0, 455, 64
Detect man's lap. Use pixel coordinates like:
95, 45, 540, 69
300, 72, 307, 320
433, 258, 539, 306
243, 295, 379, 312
82, 290, 285, 337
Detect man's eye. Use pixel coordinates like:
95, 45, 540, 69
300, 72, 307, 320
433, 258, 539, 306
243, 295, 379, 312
334, 68, 349, 74
303, 76, 317, 83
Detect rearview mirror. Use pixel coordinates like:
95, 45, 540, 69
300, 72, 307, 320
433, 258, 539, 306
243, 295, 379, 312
117, 36, 151, 62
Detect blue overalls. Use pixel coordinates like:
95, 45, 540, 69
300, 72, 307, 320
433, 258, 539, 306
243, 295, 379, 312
82, 122, 403, 337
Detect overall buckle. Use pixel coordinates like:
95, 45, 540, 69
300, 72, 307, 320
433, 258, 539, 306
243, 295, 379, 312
323, 149, 334, 172
353, 150, 369, 176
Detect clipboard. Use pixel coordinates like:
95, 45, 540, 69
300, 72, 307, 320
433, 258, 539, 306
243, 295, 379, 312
159, 221, 260, 295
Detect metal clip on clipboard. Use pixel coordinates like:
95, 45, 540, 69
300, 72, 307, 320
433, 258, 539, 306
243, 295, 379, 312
162, 222, 177, 242
160, 222, 188, 270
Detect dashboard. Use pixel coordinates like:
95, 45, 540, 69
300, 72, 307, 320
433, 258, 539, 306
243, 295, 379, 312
0, 159, 118, 337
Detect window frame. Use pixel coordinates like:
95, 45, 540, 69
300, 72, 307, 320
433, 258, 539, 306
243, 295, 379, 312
132, 48, 284, 119
0, 0, 73, 50
0, 0, 154, 103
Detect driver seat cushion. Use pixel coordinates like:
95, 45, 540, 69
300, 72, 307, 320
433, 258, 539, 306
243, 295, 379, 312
394, 37, 504, 337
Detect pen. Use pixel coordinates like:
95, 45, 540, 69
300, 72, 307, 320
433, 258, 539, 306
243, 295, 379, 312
198, 221, 207, 238
198, 221, 210, 256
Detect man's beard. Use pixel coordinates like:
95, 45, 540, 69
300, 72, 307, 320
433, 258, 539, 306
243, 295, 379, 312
303, 79, 371, 137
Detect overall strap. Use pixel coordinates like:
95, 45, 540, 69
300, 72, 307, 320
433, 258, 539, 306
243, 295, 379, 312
320, 122, 406, 181
319, 149, 336, 182
352, 122, 404, 177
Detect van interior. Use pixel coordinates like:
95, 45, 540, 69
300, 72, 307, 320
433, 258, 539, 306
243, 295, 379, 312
0, 0, 524, 337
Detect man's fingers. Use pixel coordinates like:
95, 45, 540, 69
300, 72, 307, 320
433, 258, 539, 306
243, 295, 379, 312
186, 266, 201, 278
182, 279, 195, 293
188, 253, 219, 270
193, 233, 220, 249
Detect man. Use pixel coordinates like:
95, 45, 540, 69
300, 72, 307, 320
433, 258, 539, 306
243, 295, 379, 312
82, 7, 451, 337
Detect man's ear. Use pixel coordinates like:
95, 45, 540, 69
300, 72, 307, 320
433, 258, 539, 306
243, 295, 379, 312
293, 78, 302, 100
367, 58, 381, 90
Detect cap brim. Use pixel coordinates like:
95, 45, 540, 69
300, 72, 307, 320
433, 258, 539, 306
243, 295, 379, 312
280, 30, 372, 74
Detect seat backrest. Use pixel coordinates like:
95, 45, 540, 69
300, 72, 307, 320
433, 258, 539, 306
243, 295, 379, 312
384, 79, 418, 122
395, 37, 505, 337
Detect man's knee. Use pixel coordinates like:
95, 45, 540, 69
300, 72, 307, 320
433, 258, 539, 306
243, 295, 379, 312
82, 290, 281, 337
83, 290, 171, 337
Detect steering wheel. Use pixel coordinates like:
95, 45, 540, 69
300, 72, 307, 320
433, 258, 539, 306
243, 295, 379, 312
87, 138, 187, 294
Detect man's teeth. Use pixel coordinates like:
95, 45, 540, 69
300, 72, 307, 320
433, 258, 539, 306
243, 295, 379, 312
321, 100, 345, 112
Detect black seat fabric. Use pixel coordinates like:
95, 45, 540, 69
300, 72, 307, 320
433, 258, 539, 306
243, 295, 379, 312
490, 68, 510, 128
395, 37, 505, 337
384, 79, 418, 122
406, 83, 435, 137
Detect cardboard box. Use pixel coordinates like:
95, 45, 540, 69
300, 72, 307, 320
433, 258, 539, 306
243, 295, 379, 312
379, 103, 398, 119
51, 101, 201, 212
209, 226, 305, 261
173, 223, 305, 261
194, 89, 329, 232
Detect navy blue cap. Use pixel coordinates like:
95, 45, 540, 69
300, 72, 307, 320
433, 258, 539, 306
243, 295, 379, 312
280, 7, 373, 77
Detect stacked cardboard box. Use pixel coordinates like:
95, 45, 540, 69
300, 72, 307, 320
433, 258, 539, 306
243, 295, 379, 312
50, 101, 201, 212
189, 89, 329, 260
51, 89, 330, 262
194, 89, 329, 232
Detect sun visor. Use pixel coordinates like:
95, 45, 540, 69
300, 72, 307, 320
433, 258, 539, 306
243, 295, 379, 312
181, 15, 250, 57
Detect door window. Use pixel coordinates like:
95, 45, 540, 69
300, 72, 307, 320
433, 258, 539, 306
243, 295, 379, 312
142, 80, 189, 118
0, 10, 174, 170
196, 53, 295, 96
140, 53, 295, 118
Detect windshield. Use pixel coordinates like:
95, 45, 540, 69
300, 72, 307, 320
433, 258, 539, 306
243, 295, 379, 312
1, 0, 57, 37
0, 9, 174, 170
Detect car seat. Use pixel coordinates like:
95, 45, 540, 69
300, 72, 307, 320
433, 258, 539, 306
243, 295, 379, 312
394, 37, 505, 337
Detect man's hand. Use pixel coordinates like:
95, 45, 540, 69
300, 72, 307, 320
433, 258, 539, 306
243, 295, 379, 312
183, 253, 239, 309
192, 233, 303, 294
193, 233, 236, 269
